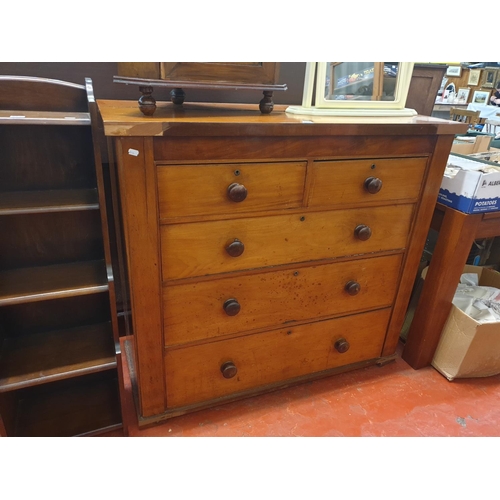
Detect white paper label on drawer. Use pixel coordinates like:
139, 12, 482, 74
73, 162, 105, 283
128, 148, 140, 156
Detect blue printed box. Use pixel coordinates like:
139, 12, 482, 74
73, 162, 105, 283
438, 154, 500, 214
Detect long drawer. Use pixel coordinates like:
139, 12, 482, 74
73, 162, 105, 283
157, 161, 307, 219
161, 204, 414, 280
163, 253, 403, 346
308, 157, 427, 208
164, 308, 391, 408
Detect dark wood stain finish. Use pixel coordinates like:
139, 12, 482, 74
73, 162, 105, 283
0, 77, 122, 436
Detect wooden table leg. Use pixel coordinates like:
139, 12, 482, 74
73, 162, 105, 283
402, 207, 482, 369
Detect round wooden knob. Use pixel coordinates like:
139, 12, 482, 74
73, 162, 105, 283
221, 361, 237, 379
223, 298, 241, 316
354, 224, 372, 241
364, 176, 383, 194
345, 280, 361, 295
227, 183, 248, 202
334, 338, 350, 353
225, 239, 245, 257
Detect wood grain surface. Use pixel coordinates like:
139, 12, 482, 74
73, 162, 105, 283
165, 309, 391, 408
163, 254, 403, 346
161, 205, 414, 281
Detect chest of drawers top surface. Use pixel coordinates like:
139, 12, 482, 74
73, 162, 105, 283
97, 100, 466, 137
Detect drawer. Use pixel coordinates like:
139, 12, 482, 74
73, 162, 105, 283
308, 157, 427, 208
161, 204, 414, 280
163, 254, 403, 346
157, 161, 307, 219
164, 308, 390, 408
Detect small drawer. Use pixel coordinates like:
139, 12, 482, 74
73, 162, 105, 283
157, 161, 307, 219
164, 308, 390, 409
160, 204, 414, 281
308, 157, 427, 208
163, 254, 403, 346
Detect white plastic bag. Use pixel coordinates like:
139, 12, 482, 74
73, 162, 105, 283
452, 273, 500, 323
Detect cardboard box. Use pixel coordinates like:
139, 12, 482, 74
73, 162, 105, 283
450, 134, 492, 155
438, 154, 500, 213
472, 134, 492, 153
431, 265, 500, 380
450, 142, 474, 155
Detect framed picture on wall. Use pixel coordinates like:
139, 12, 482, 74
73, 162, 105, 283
446, 66, 462, 77
472, 90, 491, 105
457, 88, 470, 103
468, 69, 481, 86
480, 68, 498, 89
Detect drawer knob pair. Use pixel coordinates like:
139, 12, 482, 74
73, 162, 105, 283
364, 176, 383, 194
221, 361, 238, 379
227, 183, 248, 202
221, 342, 349, 379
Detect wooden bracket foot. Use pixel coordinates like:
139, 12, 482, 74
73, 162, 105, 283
170, 88, 186, 105
259, 90, 274, 114
138, 86, 156, 116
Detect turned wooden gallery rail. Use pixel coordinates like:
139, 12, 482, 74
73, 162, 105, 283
402, 203, 500, 369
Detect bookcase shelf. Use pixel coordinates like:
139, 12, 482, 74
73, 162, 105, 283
0, 322, 116, 392
0, 260, 108, 306
14, 371, 122, 437
0, 109, 91, 125
0, 76, 123, 436
0, 188, 99, 215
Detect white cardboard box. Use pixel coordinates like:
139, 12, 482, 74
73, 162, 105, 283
431, 265, 500, 381
438, 154, 500, 213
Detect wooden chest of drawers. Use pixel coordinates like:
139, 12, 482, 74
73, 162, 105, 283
98, 100, 465, 426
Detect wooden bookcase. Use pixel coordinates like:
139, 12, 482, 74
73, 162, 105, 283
0, 76, 123, 436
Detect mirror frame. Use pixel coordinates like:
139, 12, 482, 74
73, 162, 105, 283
302, 62, 415, 111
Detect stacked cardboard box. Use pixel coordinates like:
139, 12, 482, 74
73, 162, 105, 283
450, 134, 492, 155
438, 154, 500, 214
